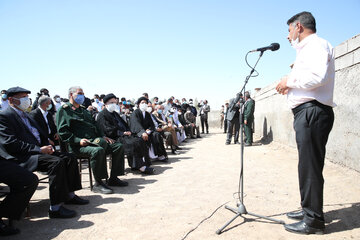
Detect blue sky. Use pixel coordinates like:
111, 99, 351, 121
1, 0, 359, 109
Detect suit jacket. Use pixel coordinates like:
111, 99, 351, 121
0, 107, 49, 170
200, 104, 210, 119
226, 98, 240, 121
129, 109, 155, 137
96, 108, 131, 139
29, 108, 57, 142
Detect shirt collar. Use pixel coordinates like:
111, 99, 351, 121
38, 106, 47, 116
297, 33, 317, 49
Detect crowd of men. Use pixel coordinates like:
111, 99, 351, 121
0, 86, 210, 236
221, 91, 255, 146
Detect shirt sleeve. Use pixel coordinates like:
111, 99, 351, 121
287, 43, 332, 90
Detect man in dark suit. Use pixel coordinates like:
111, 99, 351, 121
96, 94, 154, 174
130, 97, 167, 162
29, 95, 58, 146
0, 144, 38, 236
225, 93, 242, 145
0, 87, 88, 219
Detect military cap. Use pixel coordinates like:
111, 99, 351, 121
103, 93, 117, 104
6, 86, 31, 97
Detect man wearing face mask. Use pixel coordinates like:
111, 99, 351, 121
130, 97, 168, 162
53, 95, 64, 111
31, 88, 56, 116
0, 90, 9, 112
97, 94, 154, 174
276, 12, 335, 235
29, 96, 59, 147
56, 86, 127, 194
0, 87, 87, 219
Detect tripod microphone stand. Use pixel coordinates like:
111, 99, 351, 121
216, 50, 284, 235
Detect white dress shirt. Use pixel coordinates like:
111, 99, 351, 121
286, 34, 336, 109
39, 107, 51, 134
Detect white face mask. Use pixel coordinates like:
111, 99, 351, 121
55, 97, 61, 103
146, 107, 152, 113
106, 103, 117, 113
139, 103, 148, 112
46, 104, 52, 111
290, 23, 300, 49
14, 96, 31, 111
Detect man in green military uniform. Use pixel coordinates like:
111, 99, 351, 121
243, 91, 255, 146
56, 86, 127, 194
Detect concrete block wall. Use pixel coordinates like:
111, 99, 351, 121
252, 33, 360, 172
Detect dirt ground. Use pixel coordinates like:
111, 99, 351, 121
5, 128, 360, 240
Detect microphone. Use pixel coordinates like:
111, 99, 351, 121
250, 43, 280, 53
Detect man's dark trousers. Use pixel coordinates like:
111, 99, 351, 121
0, 160, 38, 220
226, 118, 240, 143
293, 103, 334, 229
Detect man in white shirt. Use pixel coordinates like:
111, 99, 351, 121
92, 94, 104, 112
276, 11, 335, 235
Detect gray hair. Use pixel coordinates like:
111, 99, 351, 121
38, 95, 51, 106
68, 86, 82, 98
287, 11, 316, 33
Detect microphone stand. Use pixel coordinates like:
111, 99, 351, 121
216, 50, 284, 235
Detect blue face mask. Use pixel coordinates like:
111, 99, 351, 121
1, 94, 7, 99
158, 110, 162, 114
122, 101, 127, 105
127, 101, 131, 105
74, 94, 85, 105
169, 114, 173, 118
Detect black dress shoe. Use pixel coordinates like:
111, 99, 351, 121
65, 195, 89, 205
175, 146, 182, 150
92, 182, 113, 194
141, 167, 155, 175
284, 220, 324, 235
49, 206, 77, 219
225, 142, 230, 145
244, 143, 252, 146
0, 220, 20, 236
286, 210, 304, 220
107, 177, 129, 187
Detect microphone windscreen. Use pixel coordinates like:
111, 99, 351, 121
271, 43, 280, 51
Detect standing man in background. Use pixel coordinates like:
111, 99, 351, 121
276, 11, 335, 235
243, 91, 255, 146
199, 100, 210, 134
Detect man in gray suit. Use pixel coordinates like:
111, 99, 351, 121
199, 100, 210, 134
225, 93, 243, 145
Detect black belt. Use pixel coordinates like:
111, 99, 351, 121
292, 100, 332, 115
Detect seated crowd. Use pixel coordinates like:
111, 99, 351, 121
0, 86, 207, 236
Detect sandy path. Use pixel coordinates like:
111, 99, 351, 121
7, 128, 360, 240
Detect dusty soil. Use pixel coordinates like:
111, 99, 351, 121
6, 128, 360, 240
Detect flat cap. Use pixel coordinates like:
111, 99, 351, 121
6, 86, 31, 97
103, 93, 117, 104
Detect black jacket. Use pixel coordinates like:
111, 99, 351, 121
96, 108, 131, 139
129, 109, 155, 137
29, 108, 57, 142
0, 107, 49, 164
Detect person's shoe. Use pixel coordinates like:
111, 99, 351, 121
201, 132, 205, 134
0, 220, 20, 236
175, 146, 182, 150
48, 206, 76, 219
197, 136, 202, 138
92, 182, 113, 194
141, 167, 155, 175
284, 220, 324, 235
234, 141, 240, 144
107, 177, 129, 187
244, 143, 252, 146
171, 149, 179, 154
65, 195, 89, 205
225, 142, 230, 145
158, 155, 168, 162
286, 210, 304, 220
191, 136, 196, 139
